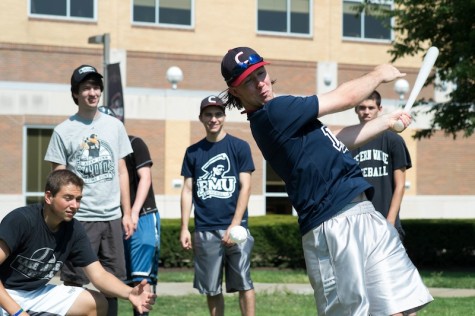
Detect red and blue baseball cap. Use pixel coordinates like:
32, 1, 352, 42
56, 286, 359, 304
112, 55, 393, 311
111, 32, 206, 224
221, 47, 269, 87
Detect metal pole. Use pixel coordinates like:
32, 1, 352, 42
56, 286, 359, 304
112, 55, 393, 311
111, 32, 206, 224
103, 33, 110, 107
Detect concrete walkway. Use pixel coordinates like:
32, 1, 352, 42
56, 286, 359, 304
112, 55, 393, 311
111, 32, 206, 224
50, 277, 475, 298
155, 282, 475, 298
156, 282, 315, 296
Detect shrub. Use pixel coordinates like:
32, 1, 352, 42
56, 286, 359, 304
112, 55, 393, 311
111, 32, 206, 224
159, 216, 475, 269
403, 219, 475, 268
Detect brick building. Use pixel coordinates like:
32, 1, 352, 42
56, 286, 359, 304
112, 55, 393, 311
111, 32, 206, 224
0, 0, 473, 219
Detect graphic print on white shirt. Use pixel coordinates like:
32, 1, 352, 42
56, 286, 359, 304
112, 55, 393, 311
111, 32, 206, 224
75, 133, 115, 184
197, 153, 236, 200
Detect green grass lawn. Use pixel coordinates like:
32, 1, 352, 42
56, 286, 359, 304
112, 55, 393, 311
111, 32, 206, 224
158, 267, 475, 289
119, 294, 474, 315
117, 268, 475, 315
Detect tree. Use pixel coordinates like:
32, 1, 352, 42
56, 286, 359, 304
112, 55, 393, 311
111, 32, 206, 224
362, 0, 475, 139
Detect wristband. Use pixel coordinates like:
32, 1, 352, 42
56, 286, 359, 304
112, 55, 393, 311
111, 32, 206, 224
12, 308, 23, 316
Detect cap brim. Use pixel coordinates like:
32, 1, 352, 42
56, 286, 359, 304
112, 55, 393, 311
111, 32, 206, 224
71, 72, 104, 84
200, 104, 225, 114
230, 61, 269, 87
85, 72, 103, 79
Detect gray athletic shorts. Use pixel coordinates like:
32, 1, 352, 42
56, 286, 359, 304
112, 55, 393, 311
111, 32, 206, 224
1, 284, 83, 315
61, 219, 126, 285
303, 201, 433, 315
193, 229, 254, 295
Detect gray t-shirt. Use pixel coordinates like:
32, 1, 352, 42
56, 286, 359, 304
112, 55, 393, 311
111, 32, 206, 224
45, 112, 132, 221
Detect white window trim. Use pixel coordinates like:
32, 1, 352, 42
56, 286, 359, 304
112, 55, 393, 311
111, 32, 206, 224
130, 0, 195, 29
22, 125, 55, 201
263, 159, 296, 216
256, 0, 313, 38
341, 0, 394, 42
28, 0, 98, 22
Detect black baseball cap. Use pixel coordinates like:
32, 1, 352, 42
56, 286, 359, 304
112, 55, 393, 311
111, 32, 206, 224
200, 95, 225, 114
71, 64, 103, 87
221, 47, 269, 87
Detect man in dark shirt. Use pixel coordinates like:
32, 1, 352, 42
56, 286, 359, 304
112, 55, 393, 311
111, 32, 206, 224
0, 170, 156, 315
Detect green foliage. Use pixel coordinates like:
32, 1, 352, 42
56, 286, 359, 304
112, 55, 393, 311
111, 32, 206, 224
361, 0, 475, 139
403, 219, 475, 268
159, 215, 305, 269
247, 215, 304, 268
159, 219, 194, 268
160, 216, 475, 270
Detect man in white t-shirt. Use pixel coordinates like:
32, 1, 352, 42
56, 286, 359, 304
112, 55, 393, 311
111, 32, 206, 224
44, 65, 134, 316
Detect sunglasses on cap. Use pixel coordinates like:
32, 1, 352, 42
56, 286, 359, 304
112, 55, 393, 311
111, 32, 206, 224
235, 54, 263, 70
227, 54, 264, 83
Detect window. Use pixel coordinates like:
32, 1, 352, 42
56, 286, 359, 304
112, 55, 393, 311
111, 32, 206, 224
265, 163, 294, 215
133, 0, 193, 27
24, 127, 54, 205
342, 0, 392, 41
30, 0, 95, 20
258, 0, 311, 36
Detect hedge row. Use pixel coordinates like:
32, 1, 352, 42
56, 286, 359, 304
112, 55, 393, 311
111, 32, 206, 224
403, 219, 475, 268
159, 215, 475, 269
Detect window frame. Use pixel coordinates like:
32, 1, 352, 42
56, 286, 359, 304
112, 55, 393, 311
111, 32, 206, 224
23, 125, 55, 205
263, 160, 296, 216
342, 0, 393, 43
256, 0, 313, 38
131, 0, 195, 29
28, 0, 97, 22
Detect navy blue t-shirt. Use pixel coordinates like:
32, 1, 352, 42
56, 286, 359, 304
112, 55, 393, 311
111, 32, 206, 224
0, 204, 97, 291
248, 95, 373, 235
181, 134, 255, 231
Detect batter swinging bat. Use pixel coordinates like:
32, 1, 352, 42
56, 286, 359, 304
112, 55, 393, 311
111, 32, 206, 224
393, 46, 439, 132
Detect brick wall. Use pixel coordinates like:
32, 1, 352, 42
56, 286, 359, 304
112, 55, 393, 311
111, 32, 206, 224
0, 43, 102, 84
417, 131, 475, 195
125, 119, 166, 195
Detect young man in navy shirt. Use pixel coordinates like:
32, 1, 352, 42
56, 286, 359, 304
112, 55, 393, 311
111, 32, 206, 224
219, 47, 432, 316
180, 95, 255, 316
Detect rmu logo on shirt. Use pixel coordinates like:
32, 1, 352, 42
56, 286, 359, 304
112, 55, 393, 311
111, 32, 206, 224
197, 153, 236, 200
75, 133, 115, 184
